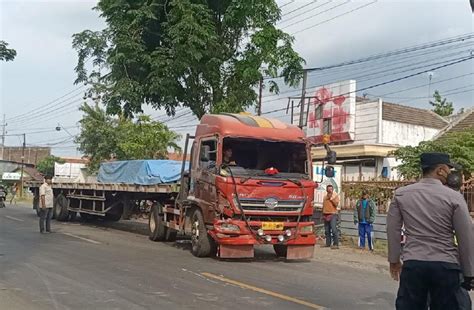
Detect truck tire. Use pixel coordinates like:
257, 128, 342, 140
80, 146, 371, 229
166, 229, 177, 242
69, 212, 77, 221
55, 194, 70, 222
149, 204, 167, 241
190, 209, 216, 257
105, 212, 122, 222
80, 213, 95, 221
273, 244, 288, 257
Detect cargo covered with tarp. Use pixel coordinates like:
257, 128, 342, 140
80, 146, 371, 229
98, 160, 188, 185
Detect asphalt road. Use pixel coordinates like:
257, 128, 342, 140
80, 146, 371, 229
0, 204, 398, 310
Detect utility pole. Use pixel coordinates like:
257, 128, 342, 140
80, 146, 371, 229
257, 77, 263, 116
298, 69, 308, 128
20, 133, 25, 197
1, 114, 6, 160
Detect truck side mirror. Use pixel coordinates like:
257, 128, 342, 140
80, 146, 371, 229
325, 166, 335, 178
326, 150, 337, 165
200, 145, 211, 162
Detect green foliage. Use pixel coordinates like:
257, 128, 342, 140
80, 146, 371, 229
72, 0, 304, 119
0, 40, 17, 62
75, 103, 181, 172
36, 156, 65, 177
390, 128, 474, 179
430, 90, 454, 117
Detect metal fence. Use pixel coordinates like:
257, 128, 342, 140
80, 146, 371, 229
340, 178, 474, 216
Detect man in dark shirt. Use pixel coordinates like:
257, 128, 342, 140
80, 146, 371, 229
387, 153, 473, 309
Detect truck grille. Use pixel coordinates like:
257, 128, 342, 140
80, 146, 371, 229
238, 198, 303, 212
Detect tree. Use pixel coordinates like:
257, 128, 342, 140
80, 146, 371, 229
75, 103, 181, 172
430, 90, 454, 117
0, 40, 17, 62
390, 128, 474, 179
36, 156, 65, 177
72, 0, 304, 119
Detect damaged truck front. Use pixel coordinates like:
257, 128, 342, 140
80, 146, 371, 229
160, 113, 336, 259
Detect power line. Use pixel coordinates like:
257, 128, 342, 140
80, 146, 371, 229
279, 0, 295, 9
262, 46, 473, 102
6, 86, 85, 122
261, 55, 473, 115
372, 85, 474, 100
292, 0, 377, 35
262, 51, 474, 105
280, 1, 318, 18
281, 0, 350, 30
8, 98, 84, 125
278, 0, 334, 26
289, 56, 474, 100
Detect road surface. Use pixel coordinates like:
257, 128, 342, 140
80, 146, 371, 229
0, 204, 398, 310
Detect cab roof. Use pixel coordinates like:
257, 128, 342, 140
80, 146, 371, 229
196, 113, 305, 142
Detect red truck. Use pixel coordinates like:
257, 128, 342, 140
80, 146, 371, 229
28, 113, 335, 259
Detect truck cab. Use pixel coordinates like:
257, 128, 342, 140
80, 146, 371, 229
177, 113, 333, 259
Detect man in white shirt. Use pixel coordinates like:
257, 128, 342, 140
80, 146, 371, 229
39, 175, 54, 233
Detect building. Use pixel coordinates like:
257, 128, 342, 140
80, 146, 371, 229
432, 108, 474, 140
295, 80, 448, 180
0, 160, 43, 183
0, 146, 51, 165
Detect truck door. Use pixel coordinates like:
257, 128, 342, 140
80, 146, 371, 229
194, 138, 218, 222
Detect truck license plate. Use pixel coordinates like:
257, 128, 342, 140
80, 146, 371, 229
262, 222, 284, 230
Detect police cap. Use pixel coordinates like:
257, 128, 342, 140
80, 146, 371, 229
420, 152, 457, 169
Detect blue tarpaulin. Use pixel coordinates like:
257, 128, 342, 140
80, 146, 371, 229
98, 160, 188, 185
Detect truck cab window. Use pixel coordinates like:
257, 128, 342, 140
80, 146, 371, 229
199, 140, 217, 170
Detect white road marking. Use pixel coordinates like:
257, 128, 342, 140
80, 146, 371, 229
4, 215, 24, 222
62, 233, 101, 245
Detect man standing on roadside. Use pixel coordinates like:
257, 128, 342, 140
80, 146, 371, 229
39, 175, 54, 234
322, 184, 340, 249
354, 191, 376, 251
387, 153, 473, 309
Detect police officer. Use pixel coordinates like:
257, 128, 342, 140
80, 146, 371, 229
387, 152, 473, 309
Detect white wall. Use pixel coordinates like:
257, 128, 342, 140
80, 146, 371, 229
354, 99, 381, 143
381, 120, 439, 146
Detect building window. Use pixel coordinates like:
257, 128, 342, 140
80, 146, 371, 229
323, 118, 332, 134
315, 104, 323, 119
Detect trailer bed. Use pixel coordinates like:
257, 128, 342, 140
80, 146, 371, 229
26, 181, 180, 194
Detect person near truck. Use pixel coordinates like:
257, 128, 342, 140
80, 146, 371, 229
39, 175, 54, 234
387, 152, 473, 309
354, 191, 376, 251
10, 183, 17, 205
322, 185, 340, 249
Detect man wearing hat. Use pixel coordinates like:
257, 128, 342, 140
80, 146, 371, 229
387, 152, 473, 309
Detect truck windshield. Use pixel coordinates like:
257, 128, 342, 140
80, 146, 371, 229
222, 138, 308, 178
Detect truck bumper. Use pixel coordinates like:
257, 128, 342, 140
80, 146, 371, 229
209, 220, 316, 259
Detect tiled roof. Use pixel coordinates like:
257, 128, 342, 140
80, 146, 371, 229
382, 101, 448, 129
434, 108, 474, 139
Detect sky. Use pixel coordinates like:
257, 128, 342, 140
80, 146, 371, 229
0, 0, 473, 157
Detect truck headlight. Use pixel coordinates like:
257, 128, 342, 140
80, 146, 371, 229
220, 223, 240, 232
300, 225, 313, 233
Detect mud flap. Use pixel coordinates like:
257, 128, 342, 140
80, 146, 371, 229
219, 245, 254, 259
286, 245, 314, 260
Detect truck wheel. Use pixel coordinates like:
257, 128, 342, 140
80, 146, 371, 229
69, 212, 77, 221
190, 209, 216, 257
105, 212, 122, 222
166, 229, 177, 242
80, 213, 95, 221
149, 204, 167, 241
273, 244, 288, 257
55, 194, 70, 222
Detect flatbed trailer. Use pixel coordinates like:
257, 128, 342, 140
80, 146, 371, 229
27, 181, 180, 222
